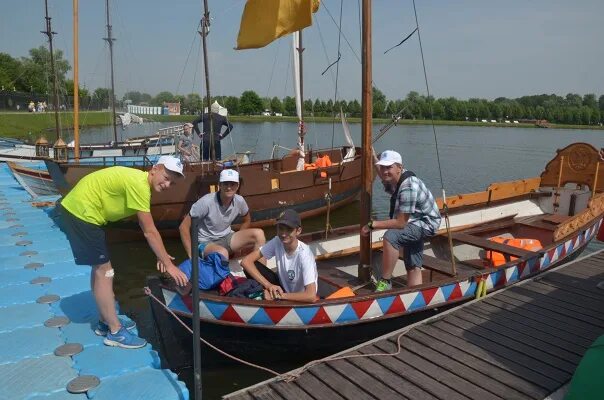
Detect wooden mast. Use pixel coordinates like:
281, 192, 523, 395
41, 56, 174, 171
73, 0, 80, 159
358, 0, 373, 282
42, 0, 61, 141
200, 0, 214, 161
297, 30, 305, 146
103, 0, 118, 143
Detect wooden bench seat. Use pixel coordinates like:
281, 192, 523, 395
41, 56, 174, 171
451, 232, 541, 258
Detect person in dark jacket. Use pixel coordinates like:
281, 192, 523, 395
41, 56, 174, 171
192, 102, 233, 161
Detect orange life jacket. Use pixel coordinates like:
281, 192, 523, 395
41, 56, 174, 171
315, 155, 332, 168
485, 236, 542, 266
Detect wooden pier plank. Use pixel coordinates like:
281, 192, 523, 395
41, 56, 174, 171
224, 250, 604, 400
491, 293, 603, 337
415, 324, 560, 391
408, 329, 544, 400
440, 315, 576, 375
508, 285, 604, 322
482, 297, 600, 344
358, 343, 468, 400
308, 362, 376, 400
497, 290, 604, 328
320, 358, 403, 399
527, 281, 603, 313
387, 334, 525, 399
350, 349, 436, 400
467, 304, 588, 356
373, 338, 503, 400
453, 310, 583, 365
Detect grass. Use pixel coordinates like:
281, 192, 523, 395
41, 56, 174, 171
1, 111, 601, 142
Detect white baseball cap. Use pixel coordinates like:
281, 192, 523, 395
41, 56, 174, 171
156, 155, 185, 177
375, 150, 402, 166
219, 169, 239, 183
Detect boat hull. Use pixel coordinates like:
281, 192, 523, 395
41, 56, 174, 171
7, 162, 58, 197
149, 215, 601, 369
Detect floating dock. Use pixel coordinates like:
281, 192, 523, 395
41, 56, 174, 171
224, 249, 604, 400
0, 163, 188, 399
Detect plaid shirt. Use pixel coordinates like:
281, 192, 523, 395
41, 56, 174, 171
387, 171, 441, 234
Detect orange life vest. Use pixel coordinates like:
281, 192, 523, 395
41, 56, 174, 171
485, 236, 542, 266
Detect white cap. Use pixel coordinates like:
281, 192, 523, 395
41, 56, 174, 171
375, 150, 402, 166
156, 155, 185, 177
219, 169, 239, 183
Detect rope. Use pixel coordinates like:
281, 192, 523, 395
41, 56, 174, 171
411, 0, 456, 275
329, 0, 344, 151
144, 286, 411, 383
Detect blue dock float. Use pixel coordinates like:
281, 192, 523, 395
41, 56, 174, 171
0, 163, 189, 400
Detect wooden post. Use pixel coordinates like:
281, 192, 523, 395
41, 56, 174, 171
358, 0, 372, 282
593, 162, 600, 199
554, 155, 564, 212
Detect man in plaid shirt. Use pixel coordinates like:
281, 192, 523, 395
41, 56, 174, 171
361, 150, 441, 291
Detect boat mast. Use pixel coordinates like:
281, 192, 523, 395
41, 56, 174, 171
358, 0, 373, 281
297, 31, 305, 146
200, 0, 215, 161
103, 0, 118, 143
42, 0, 61, 141
73, 0, 80, 159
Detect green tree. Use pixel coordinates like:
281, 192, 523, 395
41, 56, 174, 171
0, 53, 22, 91
20, 46, 70, 95
347, 99, 361, 117
599, 95, 604, 112
152, 91, 175, 106
270, 96, 283, 114
224, 96, 240, 115
283, 96, 296, 116
372, 86, 387, 117
582, 94, 597, 109
92, 88, 111, 108
313, 98, 323, 114
239, 90, 263, 114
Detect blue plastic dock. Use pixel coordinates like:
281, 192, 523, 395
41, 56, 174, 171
0, 163, 188, 400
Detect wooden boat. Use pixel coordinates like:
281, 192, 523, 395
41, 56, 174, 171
6, 161, 58, 197
148, 142, 604, 368
45, 146, 362, 230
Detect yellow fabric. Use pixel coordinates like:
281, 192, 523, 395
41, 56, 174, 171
61, 166, 151, 226
236, 0, 316, 50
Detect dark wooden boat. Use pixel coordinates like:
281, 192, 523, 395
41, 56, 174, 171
148, 143, 604, 368
45, 146, 362, 230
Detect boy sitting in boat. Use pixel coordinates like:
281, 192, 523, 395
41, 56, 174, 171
240, 209, 318, 303
175, 168, 265, 262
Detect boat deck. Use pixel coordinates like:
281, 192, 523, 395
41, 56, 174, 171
0, 164, 188, 399
224, 248, 604, 400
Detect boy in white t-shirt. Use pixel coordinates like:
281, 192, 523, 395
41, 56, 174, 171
241, 209, 318, 303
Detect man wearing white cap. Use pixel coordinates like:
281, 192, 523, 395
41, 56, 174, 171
55, 156, 188, 349
178, 168, 265, 262
361, 150, 441, 291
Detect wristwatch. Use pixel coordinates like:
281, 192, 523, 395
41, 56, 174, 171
367, 220, 374, 230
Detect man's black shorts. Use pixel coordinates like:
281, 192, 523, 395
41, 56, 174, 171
54, 202, 110, 266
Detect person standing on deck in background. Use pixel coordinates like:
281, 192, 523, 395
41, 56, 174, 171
54, 156, 188, 349
177, 123, 198, 162
175, 168, 265, 264
240, 209, 318, 303
192, 102, 234, 161
361, 150, 441, 291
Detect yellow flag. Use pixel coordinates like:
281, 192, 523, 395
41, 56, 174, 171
236, 0, 318, 50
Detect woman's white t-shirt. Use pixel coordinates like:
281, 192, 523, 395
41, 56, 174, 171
260, 237, 318, 294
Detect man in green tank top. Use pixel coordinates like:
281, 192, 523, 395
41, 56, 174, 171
56, 156, 188, 349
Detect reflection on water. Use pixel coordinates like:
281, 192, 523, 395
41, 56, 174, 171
105, 123, 603, 398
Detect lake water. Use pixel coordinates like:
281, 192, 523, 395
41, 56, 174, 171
97, 121, 602, 398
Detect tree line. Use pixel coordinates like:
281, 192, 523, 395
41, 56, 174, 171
2, 47, 604, 125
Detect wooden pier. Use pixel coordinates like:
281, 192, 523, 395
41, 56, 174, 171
224, 249, 604, 400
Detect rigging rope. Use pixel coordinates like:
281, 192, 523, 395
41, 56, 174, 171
329, 0, 344, 151
411, 0, 457, 275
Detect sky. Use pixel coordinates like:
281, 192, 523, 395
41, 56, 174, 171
1, 0, 603, 102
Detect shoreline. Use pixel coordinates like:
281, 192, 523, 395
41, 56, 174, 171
1, 111, 602, 141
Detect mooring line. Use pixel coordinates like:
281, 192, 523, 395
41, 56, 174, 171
144, 286, 410, 383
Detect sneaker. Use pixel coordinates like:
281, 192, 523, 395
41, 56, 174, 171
374, 279, 392, 292
95, 318, 137, 336
103, 326, 147, 349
